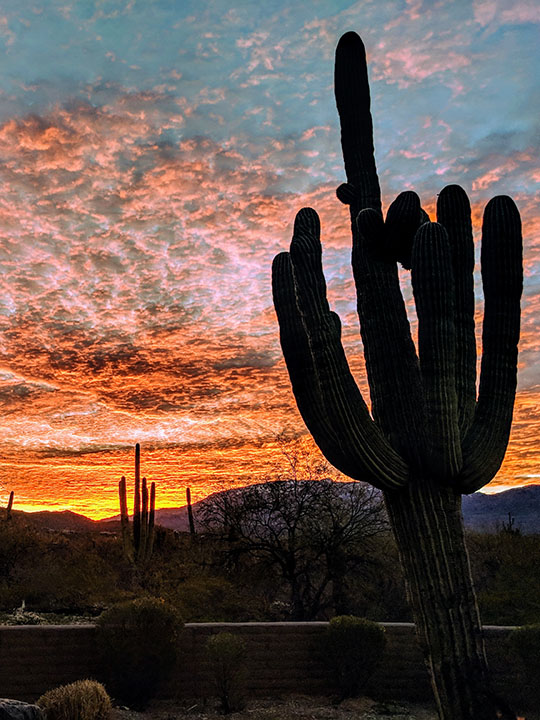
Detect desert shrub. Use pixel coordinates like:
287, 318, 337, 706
96, 597, 182, 709
0, 525, 125, 614
320, 615, 386, 698
37, 679, 111, 720
468, 532, 540, 626
170, 575, 264, 622
206, 631, 248, 713
507, 624, 540, 707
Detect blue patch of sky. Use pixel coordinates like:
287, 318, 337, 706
0, 0, 538, 201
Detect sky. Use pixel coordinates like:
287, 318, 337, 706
0, 0, 538, 518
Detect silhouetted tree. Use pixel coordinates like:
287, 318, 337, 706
199, 439, 386, 619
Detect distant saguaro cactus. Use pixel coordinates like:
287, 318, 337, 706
271, 32, 522, 720
186, 487, 196, 535
119, 444, 156, 565
5, 490, 14, 521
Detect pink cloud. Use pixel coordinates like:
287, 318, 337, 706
0, 80, 537, 516
472, 152, 538, 191
373, 47, 471, 87
473, 0, 540, 26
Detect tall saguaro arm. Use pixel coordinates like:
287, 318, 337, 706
272, 214, 409, 490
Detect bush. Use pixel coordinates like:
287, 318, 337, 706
206, 631, 248, 713
507, 624, 540, 707
96, 597, 182, 709
37, 679, 111, 720
170, 575, 261, 621
320, 615, 386, 698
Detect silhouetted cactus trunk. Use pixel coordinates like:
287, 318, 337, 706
133, 443, 141, 553
5, 491, 14, 521
186, 487, 196, 535
271, 31, 521, 720
385, 483, 509, 719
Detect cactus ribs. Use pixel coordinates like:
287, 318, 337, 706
272, 32, 522, 720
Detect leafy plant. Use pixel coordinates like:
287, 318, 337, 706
37, 679, 111, 720
321, 615, 386, 698
206, 631, 248, 713
95, 597, 182, 708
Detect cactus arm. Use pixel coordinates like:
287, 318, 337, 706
118, 476, 133, 562
458, 196, 522, 493
273, 247, 408, 488
436, 185, 476, 437
139, 478, 148, 562
352, 205, 426, 466
272, 251, 361, 477
383, 190, 427, 270
411, 222, 462, 478
277, 207, 409, 490
146, 481, 155, 562
334, 31, 381, 215
274, 234, 382, 483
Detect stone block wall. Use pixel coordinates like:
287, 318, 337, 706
0, 622, 524, 707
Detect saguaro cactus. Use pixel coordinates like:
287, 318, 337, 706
118, 444, 156, 565
271, 32, 522, 720
186, 487, 196, 535
5, 490, 14, 521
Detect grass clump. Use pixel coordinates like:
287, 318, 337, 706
37, 679, 111, 720
321, 615, 386, 698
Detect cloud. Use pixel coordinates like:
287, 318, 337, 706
473, 0, 540, 27
0, 0, 538, 516
373, 46, 472, 88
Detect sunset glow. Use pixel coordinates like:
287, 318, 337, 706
0, 1, 538, 519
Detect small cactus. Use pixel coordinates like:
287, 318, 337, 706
5, 490, 14, 521
186, 487, 196, 535
118, 444, 155, 565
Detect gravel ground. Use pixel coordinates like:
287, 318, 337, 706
111, 695, 439, 720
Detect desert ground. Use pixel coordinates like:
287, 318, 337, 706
111, 695, 439, 720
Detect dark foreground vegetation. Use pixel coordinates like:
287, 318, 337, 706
1, 510, 539, 626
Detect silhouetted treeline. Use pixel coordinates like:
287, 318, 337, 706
1, 512, 539, 625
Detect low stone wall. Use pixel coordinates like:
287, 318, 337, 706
0, 622, 524, 706
0, 625, 98, 701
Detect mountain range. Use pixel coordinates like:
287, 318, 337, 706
9, 483, 540, 534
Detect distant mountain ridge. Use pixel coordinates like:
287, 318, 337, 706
461, 484, 540, 534
11, 484, 540, 534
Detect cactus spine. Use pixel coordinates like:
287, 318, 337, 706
118, 444, 156, 565
272, 32, 521, 720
